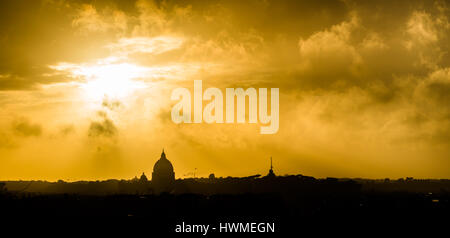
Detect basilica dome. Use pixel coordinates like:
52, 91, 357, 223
152, 149, 175, 193
153, 150, 174, 173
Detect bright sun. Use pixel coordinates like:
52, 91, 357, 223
76, 63, 147, 101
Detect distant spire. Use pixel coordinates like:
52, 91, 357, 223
267, 156, 275, 178
161, 148, 166, 159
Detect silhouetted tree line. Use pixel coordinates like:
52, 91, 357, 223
1, 175, 450, 196
0, 175, 448, 232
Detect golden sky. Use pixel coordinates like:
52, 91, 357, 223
0, 0, 449, 180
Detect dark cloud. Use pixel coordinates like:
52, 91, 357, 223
97, 110, 108, 118
0, 75, 36, 91
88, 117, 117, 138
426, 80, 450, 102
0, 68, 77, 91
0, 0, 349, 90
11, 118, 42, 137
0, 0, 111, 90
102, 97, 122, 111
59, 125, 75, 136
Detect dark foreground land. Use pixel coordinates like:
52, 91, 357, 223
1, 176, 449, 235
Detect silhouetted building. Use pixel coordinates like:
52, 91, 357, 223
266, 156, 276, 178
139, 172, 148, 182
152, 149, 175, 193
0, 182, 6, 193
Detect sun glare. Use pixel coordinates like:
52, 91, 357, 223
62, 63, 148, 101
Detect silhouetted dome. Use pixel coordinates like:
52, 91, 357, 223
139, 172, 148, 182
153, 151, 174, 173
152, 149, 175, 193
